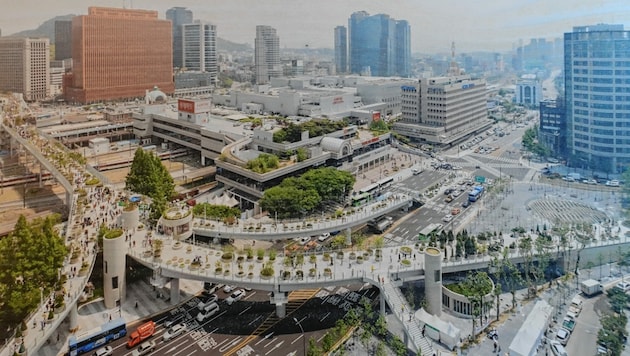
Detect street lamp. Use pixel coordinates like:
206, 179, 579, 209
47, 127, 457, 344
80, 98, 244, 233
294, 317, 306, 356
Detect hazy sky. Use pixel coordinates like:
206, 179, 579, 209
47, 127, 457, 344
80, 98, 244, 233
2, 0, 629, 53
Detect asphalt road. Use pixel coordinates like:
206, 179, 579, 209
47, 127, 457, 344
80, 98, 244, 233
100, 284, 379, 356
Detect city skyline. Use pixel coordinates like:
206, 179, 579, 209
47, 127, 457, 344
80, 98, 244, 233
2, 0, 629, 53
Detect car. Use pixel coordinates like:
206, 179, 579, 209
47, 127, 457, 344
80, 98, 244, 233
444, 195, 453, 203
462, 201, 471, 208
412, 168, 422, 175
163, 314, 184, 328
615, 281, 630, 292
556, 328, 570, 346
226, 289, 246, 305
131, 341, 156, 356
197, 302, 220, 322
298, 236, 310, 245
442, 214, 453, 222
451, 208, 460, 215
163, 323, 186, 341
318, 233, 330, 242
444, 188, 454, 195
549, 340, 568, 356
198, 294, 218, 310
94, 346, 113, 356
223, 285, 235, 293
606, 180, 620, 186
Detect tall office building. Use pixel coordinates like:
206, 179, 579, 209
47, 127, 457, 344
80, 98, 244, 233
564, 24, 630, 173
54, 20, 73, 60
334, 26, 347, 74
166, 7, 193, 69
182, 21, 217, 84
348, 11, 410, 77
64, 7, 173, 104
393, 75, 490, 146
539, 99, 566, 158
255, 25, 281, 84
0, 37, 50, 101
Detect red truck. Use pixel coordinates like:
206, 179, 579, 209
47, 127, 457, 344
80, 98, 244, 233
127, 321, 155, 348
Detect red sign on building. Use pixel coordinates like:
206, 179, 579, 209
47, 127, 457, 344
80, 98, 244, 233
178, 99, 196, 113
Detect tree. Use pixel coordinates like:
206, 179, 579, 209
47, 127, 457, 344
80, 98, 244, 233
460, 271, 493, 338
260, 185, 320, 219
519, 236, 535, 297
307, 336, 321, 356
0, 215, 68, 329
125, 148, 174, 202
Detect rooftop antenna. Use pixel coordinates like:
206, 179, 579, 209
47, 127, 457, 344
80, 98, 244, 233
448, 41, 460, 76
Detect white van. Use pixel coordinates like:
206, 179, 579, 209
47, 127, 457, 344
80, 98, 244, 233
196, 302, 219, 322
569, 297, 583, 315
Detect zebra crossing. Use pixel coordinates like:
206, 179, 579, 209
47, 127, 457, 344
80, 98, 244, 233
527, 197, 609, 224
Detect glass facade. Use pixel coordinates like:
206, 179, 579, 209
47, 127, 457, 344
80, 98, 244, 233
348, 11, 410, 77
564, 24, 630, 173
166, 7, 193, 69
182, 22, 217, 85
334, 26, 347, 74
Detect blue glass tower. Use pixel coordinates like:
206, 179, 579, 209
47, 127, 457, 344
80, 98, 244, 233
564, 24, 630, 173
348, 11, 410, 77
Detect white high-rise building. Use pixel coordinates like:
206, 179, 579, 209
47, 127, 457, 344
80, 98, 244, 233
182, 21, 217, 85
255, 25, 281, 84
0, 37, 50, 101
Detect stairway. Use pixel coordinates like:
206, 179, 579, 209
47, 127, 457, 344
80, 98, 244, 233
381, 282, 433, 356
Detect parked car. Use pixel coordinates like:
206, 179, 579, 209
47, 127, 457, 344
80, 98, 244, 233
444, 195, 453, 203
163, 323, 186, 341
94, 346, 113, 356
549, 340, 568, 356
451, 208, 461, 215
223, 285, 235, 293
226, 289, 246, 305
556, 328, 570, 346
318, 233, 330, 242
131, 341, 156, 356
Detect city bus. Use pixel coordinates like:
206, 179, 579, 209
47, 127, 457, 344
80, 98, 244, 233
351, 192, 371, 207
418, 223, 443, 240
359, 176, 394, 197
468, 186, 484, 202
68, 317, 127, 356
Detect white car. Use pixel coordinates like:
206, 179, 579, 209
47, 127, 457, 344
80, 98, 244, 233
556, 328, 570, 346
549, 340, 568, 356
223, 285, 235, 293
615, 281, 630, 292
226, 289, 246, 305
163, 323, 186, 341
442, 214, 453, 222
298, 236, 310, 245
94, 346, 113, 356
318, 233, 330, 242
197, 294, 218, 310
131, 341, 156, 356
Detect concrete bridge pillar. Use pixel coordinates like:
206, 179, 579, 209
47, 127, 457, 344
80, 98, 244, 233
170, 278, 180, 304
68, 303, 78, 332
424, 247, 442, 316
270, 292, 288, 318
345, 227, 352, 246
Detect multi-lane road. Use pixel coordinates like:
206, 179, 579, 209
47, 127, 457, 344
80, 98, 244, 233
103, 284, 378, 356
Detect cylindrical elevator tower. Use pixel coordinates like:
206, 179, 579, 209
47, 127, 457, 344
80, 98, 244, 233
103, 232, 126, 309
424, 247, 442, 316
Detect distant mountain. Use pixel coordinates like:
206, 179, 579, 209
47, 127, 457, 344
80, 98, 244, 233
217, 37, 251, 52
11, 15, 75, 42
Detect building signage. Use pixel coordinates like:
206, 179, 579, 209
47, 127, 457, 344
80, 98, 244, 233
178, 99, 196, 113
462, 83, 475, 90
401, 85, 417, 92
362, 137, 379, 146
178, 99, 211, 114
372, 112, 381, 121
333, 96, 344, 104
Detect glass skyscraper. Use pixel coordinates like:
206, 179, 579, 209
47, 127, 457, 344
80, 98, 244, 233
347, 11, 410, 77
334, 26, 347, 74
182, 21, 217, 85
166, 7, 193, 69
564, 24, 630, 173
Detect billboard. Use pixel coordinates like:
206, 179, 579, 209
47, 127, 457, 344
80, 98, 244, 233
178, 99, 211, 114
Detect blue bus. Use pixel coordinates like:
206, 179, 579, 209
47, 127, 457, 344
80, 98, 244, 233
468, 186, 484, 202
68, 317, 127, 356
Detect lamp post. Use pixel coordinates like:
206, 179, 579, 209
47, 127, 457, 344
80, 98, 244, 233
294, 317, 306, 356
